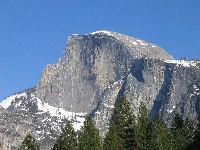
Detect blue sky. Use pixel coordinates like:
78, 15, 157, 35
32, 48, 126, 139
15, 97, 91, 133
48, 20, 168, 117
0, 0, 200, 100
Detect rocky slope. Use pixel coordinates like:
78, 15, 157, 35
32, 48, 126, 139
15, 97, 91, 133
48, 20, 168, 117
0, 30, 199, 149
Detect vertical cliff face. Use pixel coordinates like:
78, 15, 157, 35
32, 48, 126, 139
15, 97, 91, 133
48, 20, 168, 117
160, 61, 200, 122
0, 30, 199, 149
35, 31, 173, 114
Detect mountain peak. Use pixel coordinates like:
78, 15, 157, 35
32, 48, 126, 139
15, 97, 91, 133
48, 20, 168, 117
70, 30, 174, 60
89, 30, 113, 35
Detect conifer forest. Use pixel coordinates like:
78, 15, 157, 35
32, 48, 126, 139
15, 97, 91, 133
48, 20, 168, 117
18, 96, 200, 150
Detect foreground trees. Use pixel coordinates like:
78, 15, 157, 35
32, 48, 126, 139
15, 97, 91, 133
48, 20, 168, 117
18, 134, 40, 150
136, 102, 150, 150
53, 121, 77, 150
78, 116, 101, 150
18, 96, 200, 150
103, 96, 136, 149
104, 96, 197, 150
149, 114, 172, 150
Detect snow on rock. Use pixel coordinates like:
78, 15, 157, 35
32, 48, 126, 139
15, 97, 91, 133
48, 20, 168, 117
0, 92, 27, 109
130, 41, 138, 45
90, 30, 112, 36
103, 104, 114, 108
167, 109, 173, 113
136, 39, 146, 45
33, 97, 86, 131
164, 60, 198, 67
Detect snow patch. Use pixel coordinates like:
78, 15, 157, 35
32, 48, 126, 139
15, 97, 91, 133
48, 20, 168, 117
167, 109, 173, 113
164, 60, 197, 67
34, 97, 86, 131
90, 30, 112, 36
130, 41, 138, 45
104, 104, 114, 108
0, 92, 27, 109
136, 39, 146, 45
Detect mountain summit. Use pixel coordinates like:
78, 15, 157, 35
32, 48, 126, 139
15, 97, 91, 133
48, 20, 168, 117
0, 31, 199, 149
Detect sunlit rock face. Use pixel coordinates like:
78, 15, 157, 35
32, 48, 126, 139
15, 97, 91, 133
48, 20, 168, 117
35, 30, 173, 113
0, 30, 200, 149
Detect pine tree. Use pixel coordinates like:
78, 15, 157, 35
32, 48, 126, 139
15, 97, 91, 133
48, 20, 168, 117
52, 121, 77, 150
18, 134, 40, 150
150, 114, 172, 150
78, 116, 101, 150
182, 117, 194, 147
187, 116, 200, 150
103, 96, 136, 150
136, 102, 150, 150
171, 113, 183, 132
171, 113, 187, 150
103, 123, 122, 150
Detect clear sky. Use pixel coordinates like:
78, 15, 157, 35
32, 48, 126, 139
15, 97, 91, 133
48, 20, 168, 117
0, 0, 200, 100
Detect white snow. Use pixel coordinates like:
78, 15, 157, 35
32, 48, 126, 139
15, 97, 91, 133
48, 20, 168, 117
104, 104, 114, 108
136, 39, 146, 45
15, 101, 22, 107
90, 30, 112, 36
167, 106, 176, 113
164, 60, 197, 67
167, 109, 173, 113
140, 43, 146, 46
34, 97, 86, 131
36, 130, 43, 134
136, 39, 143, 43
0, 92, 27, 109
193, 85, 199, 91
130, 41, 138, 45
94, 111, 100, 115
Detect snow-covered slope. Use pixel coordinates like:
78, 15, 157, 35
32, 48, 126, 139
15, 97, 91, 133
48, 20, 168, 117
0, 92, 27, 109
0, 89, 86, 149
1, 91, 85, 131
164, 60, 199, 68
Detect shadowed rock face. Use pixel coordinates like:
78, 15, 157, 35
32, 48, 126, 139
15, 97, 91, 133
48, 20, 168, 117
0, 30, 199, 149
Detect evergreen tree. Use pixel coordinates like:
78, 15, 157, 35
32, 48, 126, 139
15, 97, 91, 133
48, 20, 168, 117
78, 116, 101, 150
182, 117, 194, 147
103, 96, 136, 150
149, 114, 172, 150
172, 128, 187, 150
52, 121, 77, 150
187, 116, 200, 150
171, 113, 183, 132
18, 134, 40, 150
103, 123, 122, 150
171, 113, 187, 150
136, 102, 150, 150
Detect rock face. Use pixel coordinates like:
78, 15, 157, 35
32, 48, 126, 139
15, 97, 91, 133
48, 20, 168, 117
0, 30, 199, 149
35, 31, 173, 113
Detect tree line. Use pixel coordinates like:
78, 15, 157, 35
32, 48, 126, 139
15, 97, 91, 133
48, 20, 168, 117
18, 96, 200, 150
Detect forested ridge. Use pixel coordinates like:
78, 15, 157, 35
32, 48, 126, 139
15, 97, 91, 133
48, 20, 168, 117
18, 96, 200, 150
